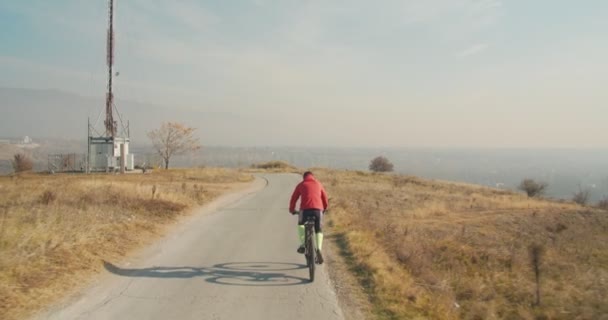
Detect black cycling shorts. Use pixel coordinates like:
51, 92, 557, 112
298, 209, 323, 233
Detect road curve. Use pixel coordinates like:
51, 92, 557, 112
36, 173, 344, 320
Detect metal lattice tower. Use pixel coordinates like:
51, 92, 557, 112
104, 0, 116, 137
87, 0, 133, 173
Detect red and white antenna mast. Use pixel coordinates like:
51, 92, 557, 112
104, 0, 116, 137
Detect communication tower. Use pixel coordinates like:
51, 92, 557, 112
88, 0, 133, 173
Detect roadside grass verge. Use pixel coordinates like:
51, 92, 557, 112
316, 169, 608, 319
0, 168, 253, 320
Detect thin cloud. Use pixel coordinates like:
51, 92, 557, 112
400, 0, 502, 25
127, 0, 221, 33
456, 43, 489, 57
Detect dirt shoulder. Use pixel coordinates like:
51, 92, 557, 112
325, 227, 372, 320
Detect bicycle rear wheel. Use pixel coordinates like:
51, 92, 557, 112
306, 225, 315, 282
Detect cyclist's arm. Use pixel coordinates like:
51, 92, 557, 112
321, 186, 328, 211
289, 184, 301, 213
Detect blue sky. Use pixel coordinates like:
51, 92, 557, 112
1, 0, 607, 147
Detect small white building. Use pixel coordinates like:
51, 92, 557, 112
88, 136, 134, 172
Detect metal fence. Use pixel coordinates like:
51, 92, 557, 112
45, 153, 163, 173
0, 160, 11, 175
135, 153, 163, 169
48, 153, 87, 173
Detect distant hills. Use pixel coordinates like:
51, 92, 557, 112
0, 87, 242, 144
2, 87, 607, 202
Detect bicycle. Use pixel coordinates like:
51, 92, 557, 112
293, 211, 323, 282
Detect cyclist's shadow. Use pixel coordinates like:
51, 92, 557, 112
103, 261, 310, 286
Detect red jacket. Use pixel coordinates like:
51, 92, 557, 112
290, 175, 328, 212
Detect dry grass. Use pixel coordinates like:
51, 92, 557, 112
315, 169, 608, 320
0, 168, 253, 320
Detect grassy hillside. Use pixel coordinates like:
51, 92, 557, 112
315, 169, 608, 320
0, 168, 253, 320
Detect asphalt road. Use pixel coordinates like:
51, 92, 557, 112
36, 173, 344, 320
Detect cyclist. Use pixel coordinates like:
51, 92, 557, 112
289, 171, 328, 262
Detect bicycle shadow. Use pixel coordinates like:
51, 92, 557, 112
103, 261, 310, 286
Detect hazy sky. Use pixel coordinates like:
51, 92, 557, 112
1, 0, 607, 147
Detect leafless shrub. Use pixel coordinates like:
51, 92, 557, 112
518, 179, 548, 197
597, 195, 608, 210
250, 161, 294, 169
369, 156, 394, 172
0, 207, 9, 239
12, 153, 33, 173
546, 222, 568, 235
39, 190, 57, 205
572, 186, 590, 206
329, 177, 338, 186
392, 176, 414, 187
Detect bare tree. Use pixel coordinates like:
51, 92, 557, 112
147, 122, 201, 169
369, 156, 394, 172
12, 153, 33, 173
518, 179, 548, 198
